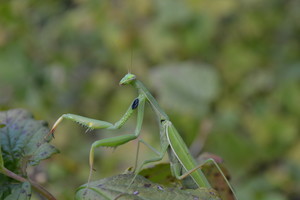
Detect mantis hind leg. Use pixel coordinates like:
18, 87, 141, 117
177, 158, 238, 200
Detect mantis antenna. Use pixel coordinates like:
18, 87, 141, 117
128, 49, 133, 74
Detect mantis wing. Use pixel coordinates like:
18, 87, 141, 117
165, 122, 210, 188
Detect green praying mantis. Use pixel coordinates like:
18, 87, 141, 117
47, 73, 238, 199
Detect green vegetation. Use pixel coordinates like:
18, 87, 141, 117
0, 0, 299, 199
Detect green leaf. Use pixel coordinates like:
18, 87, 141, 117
75, 174, 221, 200
4, 182, 31, 200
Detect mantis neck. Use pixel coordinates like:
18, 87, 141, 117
132, 80, 169, 121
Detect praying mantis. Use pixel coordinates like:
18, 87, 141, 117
47, 73, 238, 199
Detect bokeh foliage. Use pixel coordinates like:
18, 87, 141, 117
0, 0, 299, 199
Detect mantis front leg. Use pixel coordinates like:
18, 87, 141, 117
46, 95, 146, 187
48, 97, 142, 135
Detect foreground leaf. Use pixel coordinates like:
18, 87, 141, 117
0, 109, 59, 199
0, 109, 59, 171
4, 182, 31, 200
75, 174, 221, 200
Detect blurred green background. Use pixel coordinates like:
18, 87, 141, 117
0, 0, 300, 199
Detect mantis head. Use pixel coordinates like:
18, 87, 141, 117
119, 73, 136, 85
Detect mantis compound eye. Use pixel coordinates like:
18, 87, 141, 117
132, 98, 139, 109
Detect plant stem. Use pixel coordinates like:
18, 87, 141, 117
2, 167, 56, 200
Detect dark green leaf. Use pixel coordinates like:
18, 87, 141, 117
0, 109, 59, 199
0, 109, 59, 171
4, 182, 31, 200
139, 163, 199, 190
139, 163, 179, 187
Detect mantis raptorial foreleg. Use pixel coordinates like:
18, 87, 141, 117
49, 97, 143, 134
47, 95, 146, 187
